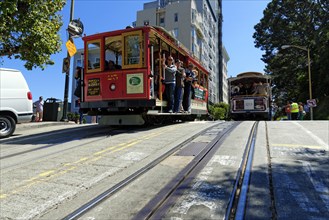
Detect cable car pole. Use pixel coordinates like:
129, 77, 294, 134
61, 0, 74, 121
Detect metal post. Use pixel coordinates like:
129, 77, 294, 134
61, 0, 74, 121
150, 45, 154, 99
307, 48, 313, 120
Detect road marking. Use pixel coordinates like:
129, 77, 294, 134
276, 165, 320, 213
39, 170, 56, 177
0, 127, 174, 200
272, 144, 325, 150
93, 143, 126, 155
292, 122, 329, 150
302, 161, 329, 211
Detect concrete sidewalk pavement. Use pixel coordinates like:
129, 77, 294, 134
15, 121, 80, 131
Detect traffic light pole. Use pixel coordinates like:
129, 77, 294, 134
61, 0, 74, 121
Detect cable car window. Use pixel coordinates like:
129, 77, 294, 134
105, 36, 122, 70
122, 31, 143, 69
86, 40, 101, 73
125, 35, 140, 64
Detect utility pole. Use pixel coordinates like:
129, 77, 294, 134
61, 0, 74, 121
217, 0, 223, 103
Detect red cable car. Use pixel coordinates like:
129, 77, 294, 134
80, 26, 209, 125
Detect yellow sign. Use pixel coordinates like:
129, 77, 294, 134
66, 40, 77, 57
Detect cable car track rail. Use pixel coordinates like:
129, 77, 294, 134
134, 122, 241, 220
225, 121, 258, 219
63, 122, 239, 220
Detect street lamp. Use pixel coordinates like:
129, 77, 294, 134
281, 45, 313, 120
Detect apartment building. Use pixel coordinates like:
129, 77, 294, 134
136, 0, 229, 104
222, 46, 230, 103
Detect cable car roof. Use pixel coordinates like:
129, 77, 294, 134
228, 71, 271, 83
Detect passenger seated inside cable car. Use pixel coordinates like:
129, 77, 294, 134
238, 83, 246, 95
250, 82, 269, 95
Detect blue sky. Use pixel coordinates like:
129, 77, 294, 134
1, 0, 270, 102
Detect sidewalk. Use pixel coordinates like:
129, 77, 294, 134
15, 121, 77, 131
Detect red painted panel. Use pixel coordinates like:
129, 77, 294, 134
84, 69, 150, 102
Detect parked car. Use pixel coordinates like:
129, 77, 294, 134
0, 68, 33, 138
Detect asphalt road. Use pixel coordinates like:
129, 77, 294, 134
0, 120, 328, 219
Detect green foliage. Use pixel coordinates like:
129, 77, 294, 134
314, 96, 329, 120
208, 102, 230, 120
0, 0, 66, 70
253, 0, 329, 119
67, 112, 78, 122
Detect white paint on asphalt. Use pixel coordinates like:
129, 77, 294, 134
292, 122, 328, 151
82, 168, 120, 189
172, 168, 218, 215
171, 156, 232, 216
16, 168, 120, 220
302, 161, 329, 194
320, 194, 329, 210
290, 191, 320, 213
277, 165, 320, 213
273, 146, 325, 158
119, 151, 146, 161
209, 155, 238, 166
18, 190, 78, 220
302, 161, 329, 211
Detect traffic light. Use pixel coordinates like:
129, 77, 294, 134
62, 57, 70, 73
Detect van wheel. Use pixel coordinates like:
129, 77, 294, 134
0, 116, 16, 138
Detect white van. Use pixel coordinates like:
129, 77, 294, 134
0, 68, 33, 138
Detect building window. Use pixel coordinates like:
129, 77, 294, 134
173, 28, 178, 38
174, 13, 178, 22
160, 17, 165, 26
76, 59, 82, 67
191, 27, 195, 38
191, 9, 196, 23
160, 0, 166, 7
143, 20, 149, 26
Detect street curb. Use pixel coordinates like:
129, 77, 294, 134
15, 121, 76, 131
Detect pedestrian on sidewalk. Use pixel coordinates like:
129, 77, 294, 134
291, 101, 299, 120
34, 96, 44, 122
298, 102, 305, 120
285, 101, 291, 120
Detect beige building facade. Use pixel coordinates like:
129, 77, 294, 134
136, 0, 229, 104
222, 46, 230, 103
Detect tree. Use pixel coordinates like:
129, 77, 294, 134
253, 0, 329, 113
0, 0, 66, 70
209, 102, 230, 120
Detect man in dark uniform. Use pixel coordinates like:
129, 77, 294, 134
183, 63, 194, 113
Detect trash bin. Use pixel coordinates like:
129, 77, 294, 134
43, 98, 63, 121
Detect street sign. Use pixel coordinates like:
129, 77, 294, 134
307, 99, 317, 107
68, 19, 84, 37
66, 40, 77, 57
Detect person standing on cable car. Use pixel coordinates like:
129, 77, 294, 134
162, 55, 176, 113
183, 63, 194, 113
174, 59, 185, 113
